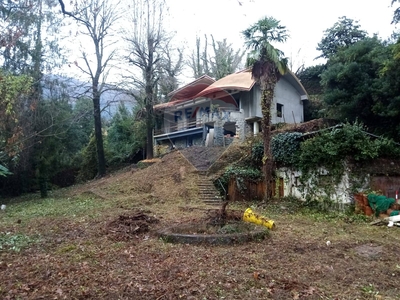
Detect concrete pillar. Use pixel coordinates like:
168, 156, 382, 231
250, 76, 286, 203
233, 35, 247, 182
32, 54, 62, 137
214, 125, 224, 146
253, 121, 259, 135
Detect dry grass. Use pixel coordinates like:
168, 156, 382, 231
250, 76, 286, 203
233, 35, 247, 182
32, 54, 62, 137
1, 150, 400, 299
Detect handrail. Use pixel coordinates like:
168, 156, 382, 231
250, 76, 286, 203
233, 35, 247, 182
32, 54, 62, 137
154, 119, 202, 136
154, 108, 241, 136
217, 178, 227, 201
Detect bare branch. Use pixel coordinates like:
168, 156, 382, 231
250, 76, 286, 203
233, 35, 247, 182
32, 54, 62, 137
57, 0, 91, 28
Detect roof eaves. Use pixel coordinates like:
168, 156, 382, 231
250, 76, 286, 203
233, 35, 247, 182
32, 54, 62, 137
284, 70, 309, 99
167, 74, 215, 98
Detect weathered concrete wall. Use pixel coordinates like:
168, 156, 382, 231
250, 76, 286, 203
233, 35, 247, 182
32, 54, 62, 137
239, 89, 255, 119
174, 139, 188, 149
276, 167, 364, 209
235, 113, 246, 140
244, 122, 254, 138
246, 79, 305, 124
154, 134, 204, 156
202, 109, 245, 146
273, 79, 305, 124
171, 135, 204, 149
214, 125, 224, 146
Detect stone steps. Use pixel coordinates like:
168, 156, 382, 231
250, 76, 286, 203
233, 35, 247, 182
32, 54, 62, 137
197, 172, 224, 206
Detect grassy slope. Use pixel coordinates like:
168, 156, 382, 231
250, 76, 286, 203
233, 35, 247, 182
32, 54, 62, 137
0, 149, 399, 299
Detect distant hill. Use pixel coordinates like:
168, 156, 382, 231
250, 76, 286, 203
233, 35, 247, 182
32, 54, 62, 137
42, 75, 137, 119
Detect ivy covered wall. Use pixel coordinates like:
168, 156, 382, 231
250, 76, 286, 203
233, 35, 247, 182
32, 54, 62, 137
271, 122, 400, 208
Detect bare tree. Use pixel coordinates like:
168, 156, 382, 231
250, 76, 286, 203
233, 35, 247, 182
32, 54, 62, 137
58, 0, 120, 177
188, 35, 245, 80
188, 36, 202, 78
188, 35, 210, 79
125, 0, 181, 159
157, 43, 184, 101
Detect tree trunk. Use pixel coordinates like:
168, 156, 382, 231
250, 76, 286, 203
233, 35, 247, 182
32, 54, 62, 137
38, 158, 48, 198
260, 76, 277, 200
39, 172, 48, 198
93, 94, 106, 177
145, 41, 154, 160
145, 103, 154, 159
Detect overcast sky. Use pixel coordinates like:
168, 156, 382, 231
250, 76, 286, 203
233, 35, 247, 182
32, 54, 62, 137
167, 0, 398, 75
59, 0, 398, 85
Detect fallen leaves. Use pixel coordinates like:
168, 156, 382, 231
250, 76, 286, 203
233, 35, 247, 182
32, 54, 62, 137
106, 210, 159, 241
1, 148, 400, 299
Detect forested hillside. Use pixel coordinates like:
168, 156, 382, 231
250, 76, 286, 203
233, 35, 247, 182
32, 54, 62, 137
1, 1, 400, 199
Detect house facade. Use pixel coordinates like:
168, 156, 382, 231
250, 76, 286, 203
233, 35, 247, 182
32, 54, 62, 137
154, 70, 308, 153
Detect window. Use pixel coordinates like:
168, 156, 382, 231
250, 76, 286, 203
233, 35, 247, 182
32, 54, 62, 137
277, 103, 283, 118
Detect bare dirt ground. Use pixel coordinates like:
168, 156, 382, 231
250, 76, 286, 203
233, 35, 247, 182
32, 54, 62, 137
1, 148, 400, 299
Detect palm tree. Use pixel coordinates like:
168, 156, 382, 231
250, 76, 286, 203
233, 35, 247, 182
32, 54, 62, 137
242, 17, 289, 199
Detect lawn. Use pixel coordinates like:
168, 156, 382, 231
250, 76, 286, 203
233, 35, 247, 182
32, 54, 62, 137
0, 151, 399, 299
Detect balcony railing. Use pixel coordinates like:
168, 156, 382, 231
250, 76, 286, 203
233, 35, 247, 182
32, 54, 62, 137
154, 108, 241, 136
154, 119, 202, 136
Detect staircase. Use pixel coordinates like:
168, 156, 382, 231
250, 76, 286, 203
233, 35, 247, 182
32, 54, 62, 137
197, 171, 224, 206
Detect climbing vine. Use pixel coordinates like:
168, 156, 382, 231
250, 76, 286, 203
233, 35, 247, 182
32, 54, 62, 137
271, 132, 302, 166
299, 123, 384, 171
294, 122, 400, 209
217, 166, 263, 195
250, 139, 264, 167
216, 122, 400, 206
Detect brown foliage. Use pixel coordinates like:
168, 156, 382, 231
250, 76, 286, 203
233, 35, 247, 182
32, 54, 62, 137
107, 210, 159, 241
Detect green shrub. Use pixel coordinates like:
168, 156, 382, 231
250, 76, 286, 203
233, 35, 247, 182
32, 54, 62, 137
106, 104, 146, 165
298, 122, 385, 173
271, 132, 302, 166
77, 134, 98, 181
216, 166, 263, 195
251, 140, 264, 167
